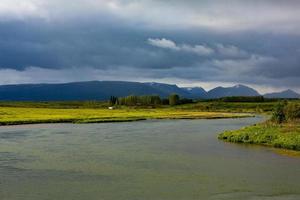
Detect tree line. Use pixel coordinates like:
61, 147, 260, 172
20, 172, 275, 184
219, 96, 265, 102
109, 94, 192, 106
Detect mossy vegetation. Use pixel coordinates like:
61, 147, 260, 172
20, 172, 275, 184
219, 102, 300, 151
218, 120, 300, 150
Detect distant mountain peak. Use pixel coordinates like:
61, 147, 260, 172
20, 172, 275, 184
234, 84, 242, 88
285, 89, 295, 92
207, 84, 260, 98
233, 84, 252, 88
264, 89, 300, 99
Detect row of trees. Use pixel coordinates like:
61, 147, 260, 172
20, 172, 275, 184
220, 96, 265, 102
109, 94, 188, 106
118, 95, 162, 106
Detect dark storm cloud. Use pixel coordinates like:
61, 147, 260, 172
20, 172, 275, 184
0, 0, 299, 92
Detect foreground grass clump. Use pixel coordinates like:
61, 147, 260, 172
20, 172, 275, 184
218, 121, 300, 151
0, 107, 251, 126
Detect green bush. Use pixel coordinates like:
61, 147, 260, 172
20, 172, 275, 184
271, 102, 286, 123
285, 103, 300, 120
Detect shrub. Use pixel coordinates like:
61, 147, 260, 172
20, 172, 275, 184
271, 102, 286, 123
285, 103, 300, 120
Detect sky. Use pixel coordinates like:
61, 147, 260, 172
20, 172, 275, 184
0, 0, 300, 93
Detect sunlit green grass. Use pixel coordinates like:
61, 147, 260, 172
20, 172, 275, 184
218, 120, 300, 151
0, 107, 252, 125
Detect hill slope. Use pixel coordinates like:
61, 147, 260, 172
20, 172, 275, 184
0, 81, 205, 101
264, 89, 300, 99
207, 84, 260, 99
181, 87, 207, 99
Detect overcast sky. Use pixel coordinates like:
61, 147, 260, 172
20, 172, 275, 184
0, 0, 300, 93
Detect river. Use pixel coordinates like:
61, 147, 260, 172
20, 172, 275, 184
0, 117, 299, 200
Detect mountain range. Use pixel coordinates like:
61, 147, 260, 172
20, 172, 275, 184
264, 89, 300, 99
0, 81, 298, 101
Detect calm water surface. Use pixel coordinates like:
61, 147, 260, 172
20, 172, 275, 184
0, 117, 300, 200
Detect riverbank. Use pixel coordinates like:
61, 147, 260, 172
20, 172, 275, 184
218, 120, 300, 151
0, 107, 252, 126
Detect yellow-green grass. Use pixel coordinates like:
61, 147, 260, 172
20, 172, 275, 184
218, 120, 300, 151
2, 100, 298, 113
0, 107, 252, 126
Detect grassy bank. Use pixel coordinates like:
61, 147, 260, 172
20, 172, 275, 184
218, 101, 300, 151
0, 107, 252, 126
218, 120, 300, 151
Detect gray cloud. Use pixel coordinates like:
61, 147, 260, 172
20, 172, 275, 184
215, 44, 249, 58
148, 38, 214, 56
0, 0, 299, 92
1, 0, 300, 33
148, 38, 179, 51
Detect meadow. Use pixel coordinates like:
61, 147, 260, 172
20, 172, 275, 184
0, 106, 251, 125
0, 99, 287, 111
0, 100, 297, 126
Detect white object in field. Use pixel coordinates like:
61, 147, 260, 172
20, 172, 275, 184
108, 107, 114, 110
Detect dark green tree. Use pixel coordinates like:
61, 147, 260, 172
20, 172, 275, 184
109, 96, 118, 106
169, 94, 180, 106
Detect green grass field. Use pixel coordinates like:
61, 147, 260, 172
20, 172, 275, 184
0, 106, 252, 125
0, 100, 291, 112
218, 120, 300, 151
0, 100, 280, 125
0, 100, 296, 126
